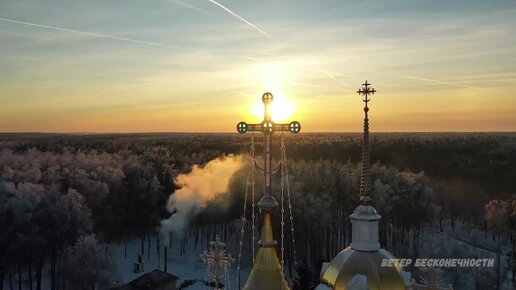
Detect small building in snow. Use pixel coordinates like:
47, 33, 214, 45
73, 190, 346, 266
114, 269, 179, 290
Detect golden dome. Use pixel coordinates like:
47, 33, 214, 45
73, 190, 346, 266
243, 211, 290, 290
319, 247, 406, 290
316, 81, 407, 290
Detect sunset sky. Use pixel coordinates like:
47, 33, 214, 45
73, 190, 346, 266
0, 0, 515, 132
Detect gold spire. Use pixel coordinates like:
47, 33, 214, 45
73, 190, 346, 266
316, 81, 407, 290
243, 211, 290, 290
237, 92, 298, 290
356, 80, 376, 204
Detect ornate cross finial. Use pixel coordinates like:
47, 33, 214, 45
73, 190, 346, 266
356, 81, 376, 204
357, 80, 376, 103
236, 92, 301, 210
201, 234, 235, 289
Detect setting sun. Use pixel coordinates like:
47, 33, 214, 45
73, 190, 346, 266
251, 93, 295, 123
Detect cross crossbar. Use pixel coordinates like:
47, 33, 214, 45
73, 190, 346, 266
236, 92, 301, 210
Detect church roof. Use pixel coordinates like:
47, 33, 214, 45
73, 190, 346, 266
116, 269, 179, 290
351, 204, 381, 220
320, 247, 406, 290
243, 212, 290, 290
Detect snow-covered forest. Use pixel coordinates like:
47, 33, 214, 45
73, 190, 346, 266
0, 133, 514, 290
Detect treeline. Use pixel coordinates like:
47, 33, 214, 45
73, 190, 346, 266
0, 138, 224, 290
0, 133, 514, 289
212, 159, 439, 273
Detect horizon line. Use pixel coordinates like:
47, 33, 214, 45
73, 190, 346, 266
0, 130, 515, 135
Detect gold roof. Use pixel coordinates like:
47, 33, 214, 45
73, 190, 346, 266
243, 211, 290, 290
320, 247, 406, 290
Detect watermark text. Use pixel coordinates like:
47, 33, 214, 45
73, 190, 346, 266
381, 258, 494, 268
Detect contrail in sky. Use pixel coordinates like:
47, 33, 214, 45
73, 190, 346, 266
366, 70, 478, 90
319, 69, 354, 91
168, 0, 208, 12
207, 0, 271, 37
326, 69, 478, 90
0, 17, 193, 51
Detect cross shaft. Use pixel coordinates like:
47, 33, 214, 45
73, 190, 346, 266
237, 92, 301, 210
357, 81, 376, 204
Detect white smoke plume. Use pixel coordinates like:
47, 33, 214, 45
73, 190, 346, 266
160, 154, 243, 240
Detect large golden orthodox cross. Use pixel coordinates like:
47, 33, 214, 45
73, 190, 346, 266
236, 92, 301, 210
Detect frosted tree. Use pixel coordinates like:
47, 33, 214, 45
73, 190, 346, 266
485, 198, 516, 286
59, 234, 115, 290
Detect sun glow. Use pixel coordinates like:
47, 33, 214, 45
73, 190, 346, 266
251, 93, 295, 123
247, 62, 299, 123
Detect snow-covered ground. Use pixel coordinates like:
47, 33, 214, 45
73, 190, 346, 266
3, 221, 512, 289
109, 231, 254, 290
419, 224, 513, 290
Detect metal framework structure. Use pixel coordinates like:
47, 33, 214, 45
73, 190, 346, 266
236, 92, 301, 210
356, 81, 376, 204
201, 235, 235, 289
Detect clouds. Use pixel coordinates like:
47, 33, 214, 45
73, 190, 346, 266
0, 0, 515, 132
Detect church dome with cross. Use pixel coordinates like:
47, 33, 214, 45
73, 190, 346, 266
316, 81, 408, 290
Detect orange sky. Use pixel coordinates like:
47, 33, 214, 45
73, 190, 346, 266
1, 0, 515, 132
